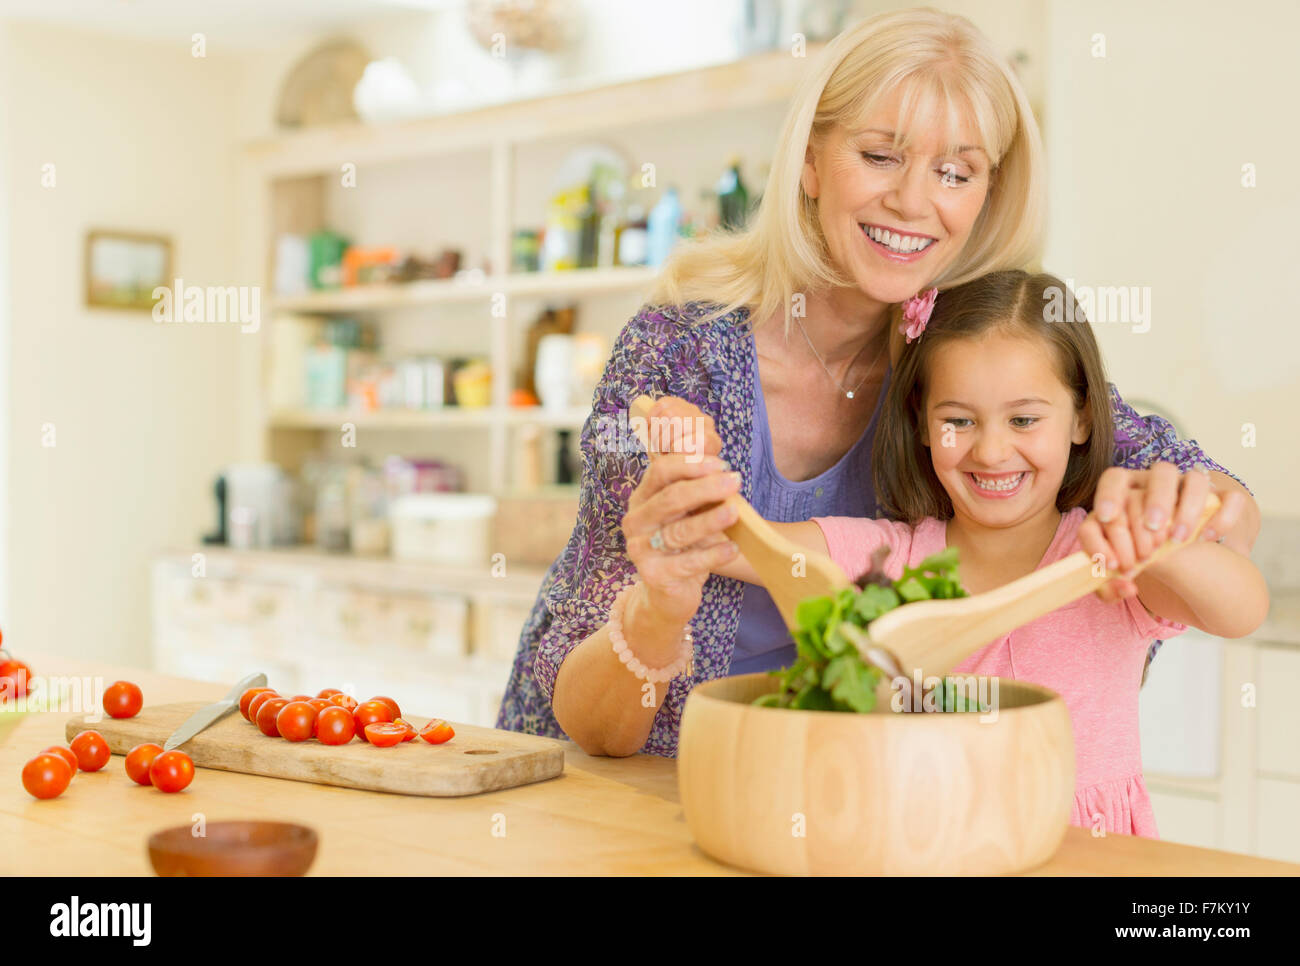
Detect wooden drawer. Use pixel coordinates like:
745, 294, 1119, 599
383, 593, 469, 657
1257, 645, 1300, 778
472, 596, 534, 661
1147, 790, 1219, 850
1257, 777, 1300, 863
309, 584, 468, 656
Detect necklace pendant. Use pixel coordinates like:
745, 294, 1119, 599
846, 390, 854, 399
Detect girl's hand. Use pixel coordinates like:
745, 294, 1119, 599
1080, 462, 1241, 603
621, 396, 741, 626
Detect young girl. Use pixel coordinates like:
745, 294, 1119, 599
716, 269, 1269, 838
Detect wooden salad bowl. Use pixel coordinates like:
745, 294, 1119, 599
677, 673, 1074, 875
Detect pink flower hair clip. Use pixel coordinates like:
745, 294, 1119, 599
899, 287, 938, 343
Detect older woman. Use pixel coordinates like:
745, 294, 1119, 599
496, 9, 1258, 757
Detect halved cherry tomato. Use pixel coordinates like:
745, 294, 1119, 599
316, 688, 342, 699
363, 722, 406, 747
328, 693, 359, 713
315, 706, 356, 745
239, 687, 275, 720
247, 690, 280, 724
256, 697, 291, 737
43, 745, 78, 775
370, 696, 401, 719
22, 753, 72, 799
69, 730, 110, 771
353, 700, 394, 736
419, 719, 455, 745
149, 750, 194, 793
102, 680, 143, 719
124, 743, 163, 786
392, 718, 417, 741
276, 701, 317, 742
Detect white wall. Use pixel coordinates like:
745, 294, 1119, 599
0, 22, 245, 664
1043, 0, 1300, 517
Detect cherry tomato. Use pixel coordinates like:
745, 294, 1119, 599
149, 750, 194, 793
69, 730, 110, 771
316, 688, 342, 699
276, 701, 317, 742
253, 696, 289, 738
124, 743, 163, 786
43, 746, 78, 775
0, 658, 32, 700
247, 690, 280, 724
239, 687, 275, 720
315, 705, 356, 745
392, 718, 417, 741
419, 719, 455, 745
256, 697, 291, 737
364, 722, 406, 747
353, 700, 394, 736
102, 680, 144, 719
22, 753, 72, 799
289, 694, 311, 702
370, 696, 401, 719
328, 693, 358, 713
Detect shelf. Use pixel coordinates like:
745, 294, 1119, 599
269, 406, 591, 430
242, 47, 822, 176
271, 266, 658, 314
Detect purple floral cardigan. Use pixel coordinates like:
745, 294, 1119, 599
495, 301, 1244, 757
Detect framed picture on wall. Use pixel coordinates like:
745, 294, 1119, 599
84, 230, 172, 311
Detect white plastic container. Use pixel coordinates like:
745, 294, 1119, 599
389, 493, 497, 567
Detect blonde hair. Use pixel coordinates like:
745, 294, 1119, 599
649, 7, 1045, 333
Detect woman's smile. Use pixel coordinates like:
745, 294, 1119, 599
860, 222, 939, 261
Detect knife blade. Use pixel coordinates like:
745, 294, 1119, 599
163, 671, 268, 752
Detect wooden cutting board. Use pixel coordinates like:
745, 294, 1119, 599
65, 703, 565, 797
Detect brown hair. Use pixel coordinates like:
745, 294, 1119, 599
873, 270, 1115, 523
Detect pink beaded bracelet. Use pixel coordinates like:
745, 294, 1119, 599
608, 578, 694, 684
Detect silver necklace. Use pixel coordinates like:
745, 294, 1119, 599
794, 318, 883, 400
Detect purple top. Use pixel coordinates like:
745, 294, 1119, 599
729, 332, 891, 674
495, 301, 1247, 757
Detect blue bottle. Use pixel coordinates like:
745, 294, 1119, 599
647, 187, 683, 268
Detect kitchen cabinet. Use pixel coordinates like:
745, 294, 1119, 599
151, 548, 545, 726
1138, 608, 1300, 861
1256, 645, 1300, 776
1257, 778, 1300, 863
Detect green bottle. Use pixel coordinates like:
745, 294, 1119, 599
717, 157, 749, 231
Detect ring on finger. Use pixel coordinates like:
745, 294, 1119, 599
649, 527, 676, 553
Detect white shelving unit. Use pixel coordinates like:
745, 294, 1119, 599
235, 47, 822, 489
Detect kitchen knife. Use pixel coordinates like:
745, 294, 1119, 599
163, 671, 268, 752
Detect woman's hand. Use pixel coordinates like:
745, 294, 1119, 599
1079, 462, 1243, 603
621, 396, 741, 626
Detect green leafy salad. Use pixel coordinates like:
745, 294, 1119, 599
753, 546, 981, 713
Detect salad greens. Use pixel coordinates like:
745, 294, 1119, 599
753, 546, 974, 713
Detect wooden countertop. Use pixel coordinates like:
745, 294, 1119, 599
2, 655, 1297, 876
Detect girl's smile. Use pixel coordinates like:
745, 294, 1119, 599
964, 470, 1030, 498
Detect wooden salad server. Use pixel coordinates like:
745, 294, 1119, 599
628, 394, 853, 630
842, 492, 1222, 702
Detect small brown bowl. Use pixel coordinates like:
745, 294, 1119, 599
148, 821, 318, 877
